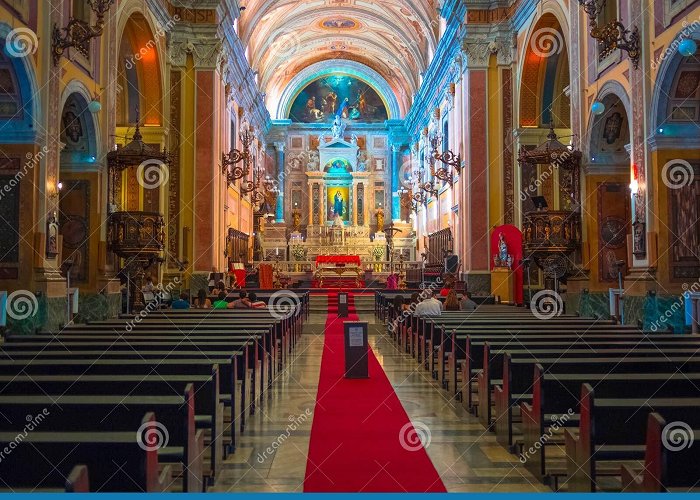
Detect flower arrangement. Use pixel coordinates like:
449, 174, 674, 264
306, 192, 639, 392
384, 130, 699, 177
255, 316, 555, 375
371, 245, 385, 261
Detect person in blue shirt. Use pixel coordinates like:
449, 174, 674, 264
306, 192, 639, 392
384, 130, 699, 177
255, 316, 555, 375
171, 292, 190, 309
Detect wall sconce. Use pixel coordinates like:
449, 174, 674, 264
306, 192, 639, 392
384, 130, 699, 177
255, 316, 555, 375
52, 0, 115, 65
577, 0, 640, 69
429, 132, 462, 186
222, 122, 254, 187
49, 180, 63, 201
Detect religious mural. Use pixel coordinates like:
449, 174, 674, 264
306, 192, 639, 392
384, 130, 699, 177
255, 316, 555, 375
289, 75, 388, 123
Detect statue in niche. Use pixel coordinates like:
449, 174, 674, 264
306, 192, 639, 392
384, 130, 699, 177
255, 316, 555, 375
357, 150, 369, 172
333, 190, 345, 217
493, 232, 512, 269
46, 212, 59, 259
306, 150, 320, 171
331, 115, 346, 138
375, 208, 385, 231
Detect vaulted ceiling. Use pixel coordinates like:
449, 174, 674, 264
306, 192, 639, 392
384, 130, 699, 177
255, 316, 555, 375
239, 0, 440, 118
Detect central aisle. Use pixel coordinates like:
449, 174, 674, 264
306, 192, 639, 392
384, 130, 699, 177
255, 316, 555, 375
304, 293, 446, 492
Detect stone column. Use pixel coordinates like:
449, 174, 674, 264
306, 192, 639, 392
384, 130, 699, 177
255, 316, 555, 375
460, 38, 492, 292
391, 144, 403, 221
274, 142, 285, 222
352, 180, 358, 226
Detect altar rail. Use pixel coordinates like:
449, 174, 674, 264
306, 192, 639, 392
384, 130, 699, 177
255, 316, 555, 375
252, 260, 424, 274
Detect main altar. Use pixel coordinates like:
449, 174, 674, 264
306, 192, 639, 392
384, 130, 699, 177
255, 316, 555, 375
257, 117, 416, 286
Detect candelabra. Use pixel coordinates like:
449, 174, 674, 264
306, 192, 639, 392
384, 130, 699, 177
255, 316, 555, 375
52, 0, 115, 65
429, 133, 462, 186
222, 122, 254, 186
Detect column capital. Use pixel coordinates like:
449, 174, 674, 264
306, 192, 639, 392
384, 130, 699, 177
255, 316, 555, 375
169, 27, 222, 68
461, 35, 514, 68
274, 141, 286, 152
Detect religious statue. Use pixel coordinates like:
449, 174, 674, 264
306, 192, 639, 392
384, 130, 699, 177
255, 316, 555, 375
292, 210, 301, 232
493, 232, 512, 269
331, 115, 345, 138
46, 212, 59, 259
307, 150, 320, 170
375, 208, 385, 231
357, 150, 369, 172
333, 190, 345, 217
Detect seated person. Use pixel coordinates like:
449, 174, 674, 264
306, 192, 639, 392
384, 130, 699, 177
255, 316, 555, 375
392, 295, 405, 316
193, 289, 212, 309
460, 291, 478, 312
171, 292, 190, 309
404, 292, 420, 311
414, 290, 442, 316
212, 291, 229, 309
229, 291, 251, 309
212, 280, 228, 295
142, 275, 155, 293
248, 292, 267, 309
442, 290, 460, 311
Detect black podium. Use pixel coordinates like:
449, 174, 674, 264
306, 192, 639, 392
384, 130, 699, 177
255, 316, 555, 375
337, 292, 348, 317
344, 321, 368, 378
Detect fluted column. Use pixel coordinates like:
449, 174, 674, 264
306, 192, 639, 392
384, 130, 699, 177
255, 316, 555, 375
274, 142, 285, 222
391, 144, 403, 221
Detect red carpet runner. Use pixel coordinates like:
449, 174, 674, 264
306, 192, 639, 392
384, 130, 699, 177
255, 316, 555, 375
304, 293, 446, 492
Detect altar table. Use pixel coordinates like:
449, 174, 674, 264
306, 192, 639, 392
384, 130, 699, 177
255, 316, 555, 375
315, 255, 361, 266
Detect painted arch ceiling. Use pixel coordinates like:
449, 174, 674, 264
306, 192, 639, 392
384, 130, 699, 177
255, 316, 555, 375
240, 0, 439, 117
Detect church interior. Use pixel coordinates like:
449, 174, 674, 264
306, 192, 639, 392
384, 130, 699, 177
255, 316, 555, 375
0, 0, 699, 493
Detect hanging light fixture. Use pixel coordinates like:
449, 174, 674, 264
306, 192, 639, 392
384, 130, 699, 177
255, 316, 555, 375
591, 100, 605, 115
679, 38, 698, 57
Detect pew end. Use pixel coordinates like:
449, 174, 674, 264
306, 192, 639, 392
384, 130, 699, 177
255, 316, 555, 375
65, 465, 90, 493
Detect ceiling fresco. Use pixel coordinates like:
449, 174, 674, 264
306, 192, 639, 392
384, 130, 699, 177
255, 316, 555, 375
239, 0, 439, 118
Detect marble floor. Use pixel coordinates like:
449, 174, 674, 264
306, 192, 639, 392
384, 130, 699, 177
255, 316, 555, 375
211, 307, 550, 493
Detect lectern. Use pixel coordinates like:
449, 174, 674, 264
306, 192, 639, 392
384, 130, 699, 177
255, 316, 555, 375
337, 292, 348, 317
344, 321, 368, 378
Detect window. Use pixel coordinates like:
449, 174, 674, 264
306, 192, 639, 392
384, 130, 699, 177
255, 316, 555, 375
668, 58, 700, 122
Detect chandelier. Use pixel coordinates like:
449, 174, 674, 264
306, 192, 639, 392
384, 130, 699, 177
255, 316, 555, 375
577, 0, 640, 68
222, 122, 254, 187
52, 0, 115, 65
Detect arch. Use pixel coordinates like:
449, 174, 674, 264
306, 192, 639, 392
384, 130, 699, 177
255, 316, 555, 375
518, 12, 571, 128
585, 81, 632, 166
651, 26, 700, 145
116, 11, 165, 126
59, 85, 100, 169
274, 60, 402, 120
0, 22, 40, 143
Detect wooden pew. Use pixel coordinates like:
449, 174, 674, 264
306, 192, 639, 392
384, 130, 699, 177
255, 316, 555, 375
565, 384, 700, 492
520, 366, 700, 485
0, 413, 171, 492
489, 344, 700, 439
14, 331, 260, 418
621, 412, 700, 492
0, 368, 224, 480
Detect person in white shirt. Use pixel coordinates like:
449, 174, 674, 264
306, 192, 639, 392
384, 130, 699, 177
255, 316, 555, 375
414, 290, 442, 316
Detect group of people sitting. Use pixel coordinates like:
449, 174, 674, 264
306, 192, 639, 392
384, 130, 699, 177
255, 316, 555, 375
392, 286, 478, 317
169, 289, 267, 310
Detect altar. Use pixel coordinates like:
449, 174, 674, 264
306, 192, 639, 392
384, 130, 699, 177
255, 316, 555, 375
313, 255, 364, 288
